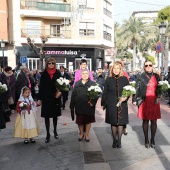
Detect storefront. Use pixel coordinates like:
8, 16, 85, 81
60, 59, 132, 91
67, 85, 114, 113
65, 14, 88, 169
44, 47, 104, 71
15, 46, 104, 71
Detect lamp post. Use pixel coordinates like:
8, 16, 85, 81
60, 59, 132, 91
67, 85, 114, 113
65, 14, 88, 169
158, 22, 166, 80
1, 40, 5, 69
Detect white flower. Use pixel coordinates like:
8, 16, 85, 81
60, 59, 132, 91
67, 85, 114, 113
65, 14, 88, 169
19, 102, 24, 107
130, 81, 136, 84
2, 84, 7, 91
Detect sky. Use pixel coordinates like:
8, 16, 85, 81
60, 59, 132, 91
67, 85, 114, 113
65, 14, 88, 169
114, 0, 170, 24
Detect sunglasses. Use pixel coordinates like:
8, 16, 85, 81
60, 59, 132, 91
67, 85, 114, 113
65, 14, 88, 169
145, 64, 152, 68
48, 62, 55, 65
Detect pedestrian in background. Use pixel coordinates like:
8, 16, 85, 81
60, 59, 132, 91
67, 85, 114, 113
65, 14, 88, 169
73, 59, 94, 86
0, 78, 9, 129
59, 65, 70, 110
14, 87, 40, 144
37, 57, 62, 143
132, 60, 161, 149
101, 62, 129, 148
70, 69, 98, 142
1, 66, 16, 113
15, 66, 29, 102
164, 66, 170, 105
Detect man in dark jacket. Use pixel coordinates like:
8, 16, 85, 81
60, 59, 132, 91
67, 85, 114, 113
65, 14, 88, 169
164, 66, 170, 105
60, 66, 71, 110
15, 66, 29, 102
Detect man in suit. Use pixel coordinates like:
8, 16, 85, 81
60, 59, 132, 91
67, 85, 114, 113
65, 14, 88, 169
59, 66, 71, 110
15, 66, 29, 102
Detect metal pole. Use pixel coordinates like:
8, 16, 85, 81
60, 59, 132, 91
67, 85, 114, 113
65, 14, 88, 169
2, 46, 4, 69
161, 34, 164, 80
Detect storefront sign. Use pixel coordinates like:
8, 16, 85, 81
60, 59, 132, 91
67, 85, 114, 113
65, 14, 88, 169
45, 50, 78, 55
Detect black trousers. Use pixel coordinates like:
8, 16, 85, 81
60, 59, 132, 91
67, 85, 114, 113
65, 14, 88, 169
61, 91, 69, 108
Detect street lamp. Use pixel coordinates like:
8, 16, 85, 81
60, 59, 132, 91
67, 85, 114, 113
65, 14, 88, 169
158, 22, 166, 80
1, 40, 5, 69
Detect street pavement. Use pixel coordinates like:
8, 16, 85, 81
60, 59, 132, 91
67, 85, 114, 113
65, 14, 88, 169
1, 94, 170, 170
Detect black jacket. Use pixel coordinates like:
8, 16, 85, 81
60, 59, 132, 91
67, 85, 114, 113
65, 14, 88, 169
15, 71, 29, 97
39, 69, 61, 118
101, 76, 129, 125
70, 79, 98, 116
132, 72, 160, 103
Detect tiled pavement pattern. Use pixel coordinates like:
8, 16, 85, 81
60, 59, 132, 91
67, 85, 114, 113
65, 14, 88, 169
1, 94, 170, 170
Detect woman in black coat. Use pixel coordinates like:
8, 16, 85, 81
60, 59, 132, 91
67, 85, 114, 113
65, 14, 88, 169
37, 57, 62, 143
101, 62, 129, 148
70, 69, 98, 142
0, 78, 9, 129
1, 66, 16, 112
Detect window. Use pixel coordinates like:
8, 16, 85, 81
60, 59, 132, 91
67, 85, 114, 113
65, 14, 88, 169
79, 22, 95, 36
26, 21, 41, 36
50, 24, 61, 37
103, 24, 112, 41
103, 0, 112, 17
79, 0, 95, 9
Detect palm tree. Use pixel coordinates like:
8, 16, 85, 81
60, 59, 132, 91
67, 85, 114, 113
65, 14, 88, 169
118, 16, 148, 71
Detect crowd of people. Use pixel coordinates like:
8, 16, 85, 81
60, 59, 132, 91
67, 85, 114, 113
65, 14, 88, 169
0, 58, 169, 150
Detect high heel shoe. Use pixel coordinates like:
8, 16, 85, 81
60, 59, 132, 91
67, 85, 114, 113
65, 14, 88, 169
54, 131, 59, 139
112, 140, 117, 148
78, 134, 84, 141
145, 140, 150, 149
150, 139, 155, 149
85, 137, 90, 142
117, 140, 122, 148
45, 134, 50, 143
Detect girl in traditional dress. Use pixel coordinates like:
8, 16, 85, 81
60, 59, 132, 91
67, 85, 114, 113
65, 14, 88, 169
14, 87, 40, 144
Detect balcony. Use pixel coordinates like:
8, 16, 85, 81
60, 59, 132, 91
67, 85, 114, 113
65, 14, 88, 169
20, 0, 71, 12
103, 8, 112, 18
21, 29, 71, 39
103, 32, 112, 41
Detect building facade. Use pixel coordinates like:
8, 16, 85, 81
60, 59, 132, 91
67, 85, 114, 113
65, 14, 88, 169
7, 0, 114, 71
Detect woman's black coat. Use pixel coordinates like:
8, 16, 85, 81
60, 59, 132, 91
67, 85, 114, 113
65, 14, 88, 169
101, 76, 129, 125
0, 78, 9, 129
39, 69, 61, 118
70, 79, 98, 116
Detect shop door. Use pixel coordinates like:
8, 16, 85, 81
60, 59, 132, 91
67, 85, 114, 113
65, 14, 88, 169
75, 58, 92, 71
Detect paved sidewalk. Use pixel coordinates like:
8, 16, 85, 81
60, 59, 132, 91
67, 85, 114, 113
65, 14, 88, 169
0, 95, 170, 170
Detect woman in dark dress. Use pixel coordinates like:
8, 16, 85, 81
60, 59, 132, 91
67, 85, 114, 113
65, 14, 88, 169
37, 57, 62, 143
70, 69, 98, 142
101, 62, 129, 148
132, 60, 161, 149
0, 78, 9, 129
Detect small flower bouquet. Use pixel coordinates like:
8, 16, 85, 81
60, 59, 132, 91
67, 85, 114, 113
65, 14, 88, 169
19, 102, 29, 118
116, 85, 136, 107
55, 77, 69, 91
129, 81, 136, 87
0, 82, 7, 94
155, 80, 170, 104
87, 85, 102, 103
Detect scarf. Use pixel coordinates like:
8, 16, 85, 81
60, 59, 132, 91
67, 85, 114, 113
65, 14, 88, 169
47, 68, 56, 79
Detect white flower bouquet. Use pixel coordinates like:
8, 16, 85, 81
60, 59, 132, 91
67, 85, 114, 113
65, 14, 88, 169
0, 82, 7, 94
87, 85, 102, 100
19, 102, 29, 118
155, 80, 170, 104
116, 85, 136, 107
129, 81, 136, 87
55, 77, 69, 91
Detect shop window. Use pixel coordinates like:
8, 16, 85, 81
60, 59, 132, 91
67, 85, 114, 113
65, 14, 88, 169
79, 22, 95, 36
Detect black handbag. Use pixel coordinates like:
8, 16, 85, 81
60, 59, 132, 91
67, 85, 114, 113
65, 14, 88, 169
136, 97, 143, 107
